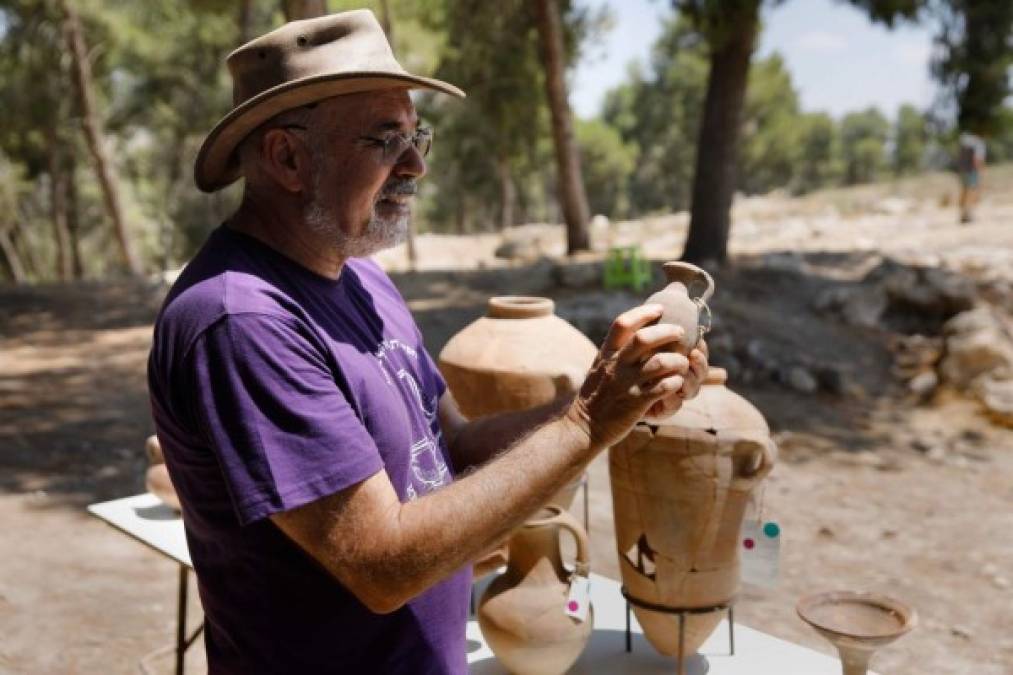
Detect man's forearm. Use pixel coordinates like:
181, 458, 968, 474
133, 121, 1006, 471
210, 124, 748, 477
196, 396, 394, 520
371, 406, 595, 608
448, 394, 575, 472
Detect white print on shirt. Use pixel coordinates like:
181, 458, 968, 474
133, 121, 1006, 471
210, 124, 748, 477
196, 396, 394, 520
371, 340, 450, 501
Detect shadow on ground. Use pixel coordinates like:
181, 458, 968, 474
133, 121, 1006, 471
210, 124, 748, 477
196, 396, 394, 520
0, 250, 909, 509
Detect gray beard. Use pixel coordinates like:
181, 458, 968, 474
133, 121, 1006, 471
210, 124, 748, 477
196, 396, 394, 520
303, 174, 410, 258
304, 199, 408, 258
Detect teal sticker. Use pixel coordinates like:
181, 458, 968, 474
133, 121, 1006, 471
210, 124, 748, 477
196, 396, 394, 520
763, 522, 780, 538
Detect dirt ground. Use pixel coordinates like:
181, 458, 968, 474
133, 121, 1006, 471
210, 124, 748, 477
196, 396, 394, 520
2, 169, 1011, 674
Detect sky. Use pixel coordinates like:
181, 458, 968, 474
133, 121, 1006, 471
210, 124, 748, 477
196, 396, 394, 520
571, 0, 937, 121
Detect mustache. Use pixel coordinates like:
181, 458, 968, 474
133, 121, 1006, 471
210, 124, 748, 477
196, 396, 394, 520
379, 180, 418, 198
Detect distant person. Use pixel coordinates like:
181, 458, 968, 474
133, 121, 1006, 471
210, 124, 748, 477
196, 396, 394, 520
147, 10, 708, 674
957, 131, 986, 223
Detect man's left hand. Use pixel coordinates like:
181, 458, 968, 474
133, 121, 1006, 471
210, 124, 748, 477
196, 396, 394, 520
643, 338, 709, 420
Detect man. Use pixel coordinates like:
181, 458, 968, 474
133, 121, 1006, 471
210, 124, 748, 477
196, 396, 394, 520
149, 10, 708, 674
957, 131, 986, 223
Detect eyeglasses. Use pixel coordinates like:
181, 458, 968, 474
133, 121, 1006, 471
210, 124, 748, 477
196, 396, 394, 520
360, 127, 433, 162
280, 124, 433, 163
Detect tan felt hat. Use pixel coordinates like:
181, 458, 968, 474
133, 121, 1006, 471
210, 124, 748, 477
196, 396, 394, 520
194, 9, 465, 192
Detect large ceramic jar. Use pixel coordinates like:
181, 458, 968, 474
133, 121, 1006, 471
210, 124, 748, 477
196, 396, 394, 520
438, 296, 597, 419
439, 297, 598, 575
609, 368, 776, 662
478, 506, 594, 675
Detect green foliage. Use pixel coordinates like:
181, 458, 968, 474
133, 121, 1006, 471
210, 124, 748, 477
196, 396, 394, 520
793, 113, 843, 194
893, 104, 929, 175
602, 18, 709, 213
840, 0, 924, 27
575, 119, 635, 218
841, 108, 890, 184
932, 0, 1013, 137
738, 53, 801, 194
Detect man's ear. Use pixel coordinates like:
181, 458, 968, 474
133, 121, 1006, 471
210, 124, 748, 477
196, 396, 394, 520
260, 129, 311, 193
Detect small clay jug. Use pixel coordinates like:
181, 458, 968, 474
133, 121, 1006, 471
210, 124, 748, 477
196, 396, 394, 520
478, 506, 594, 675
144, 435, 181, 511
645, 262, 715, 355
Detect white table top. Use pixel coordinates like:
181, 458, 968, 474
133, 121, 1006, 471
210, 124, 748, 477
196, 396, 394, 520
87, 494, 862, 673
88, 492, 191, 567
468, 573, 863, 674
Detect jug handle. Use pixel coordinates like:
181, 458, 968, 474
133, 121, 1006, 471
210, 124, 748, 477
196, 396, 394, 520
722, 432, 777, 486
662, 261, 716, 303
548, 506, 591, 578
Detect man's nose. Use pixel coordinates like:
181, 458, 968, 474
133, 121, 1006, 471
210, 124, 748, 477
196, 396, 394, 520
394, 143, 426, 180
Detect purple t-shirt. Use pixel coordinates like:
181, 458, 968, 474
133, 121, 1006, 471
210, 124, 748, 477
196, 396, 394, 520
148, 226, 470, 674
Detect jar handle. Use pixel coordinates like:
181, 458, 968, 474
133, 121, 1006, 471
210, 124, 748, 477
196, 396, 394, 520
550, 507, 591, 578
662, 261, 716, 303
721, 432, 777, 486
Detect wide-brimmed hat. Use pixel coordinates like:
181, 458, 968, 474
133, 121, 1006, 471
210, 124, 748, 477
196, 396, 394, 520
194, 10, 465, 192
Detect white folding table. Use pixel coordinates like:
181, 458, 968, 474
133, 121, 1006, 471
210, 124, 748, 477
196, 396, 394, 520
87, 493, 199, 675
89, 493, 861, 674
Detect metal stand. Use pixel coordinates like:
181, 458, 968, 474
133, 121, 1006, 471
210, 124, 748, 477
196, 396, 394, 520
621, 586, 735, 675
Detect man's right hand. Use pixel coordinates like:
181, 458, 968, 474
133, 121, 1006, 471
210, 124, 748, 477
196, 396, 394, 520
564, 303, 693, 451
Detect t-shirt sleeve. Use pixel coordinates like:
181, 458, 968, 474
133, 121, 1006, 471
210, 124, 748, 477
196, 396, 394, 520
186, 313, 384, 525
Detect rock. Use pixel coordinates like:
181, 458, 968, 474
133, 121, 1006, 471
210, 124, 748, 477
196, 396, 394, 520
976, 378, 1013, 428
812, 286, 888, 328
783, 366, 818, 394
993, 576, 1011, 590
815, 365, 849, 396
551, 262, 601, 289
874, 197, 911, 215
939, 308, 1013, 388
759, 251, 807, 274
950, 625, 973, 640
494, 238, 542, 261
908, 370, 939, 398
926, 445, 948, 462
891, 334, 944, 378
743, 339, 778, 373
866, 260, 977, 330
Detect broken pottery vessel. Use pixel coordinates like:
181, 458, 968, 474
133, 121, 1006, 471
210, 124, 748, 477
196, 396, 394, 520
609, 367, 776, 662
144, 434, 181, 511
645, 262, 715, 355
478, 506, 593, 675
439, 297, 597, 575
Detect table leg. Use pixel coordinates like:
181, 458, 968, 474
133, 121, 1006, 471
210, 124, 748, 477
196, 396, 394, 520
176, 564, 188, 675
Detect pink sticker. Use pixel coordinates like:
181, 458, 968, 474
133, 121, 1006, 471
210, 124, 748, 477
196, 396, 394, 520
567, 601, 579, 612
743, 538, 755, 550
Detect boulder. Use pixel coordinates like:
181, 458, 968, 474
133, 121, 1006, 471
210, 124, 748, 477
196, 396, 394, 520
976, 378, 1013, 428
939, 308, 1013, 388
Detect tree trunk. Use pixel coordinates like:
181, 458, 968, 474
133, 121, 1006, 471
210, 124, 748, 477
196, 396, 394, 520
238, 0, 255, 43
377, 0, 394, 42
46, 136, 74, 281
0, 226, 27, 284
533, 0, 590, 254
60, 0, 143, 276
66, 153, 85, 279
282, 0, 327, 21
496, 155, 516, 230
681, 8, 758, 265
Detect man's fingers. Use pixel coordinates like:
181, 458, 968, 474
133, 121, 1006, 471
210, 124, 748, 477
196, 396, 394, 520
601, 304, 664, 355
640, 351, 690, 379
620, 324, 686, 365
694, 339, 709, 361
